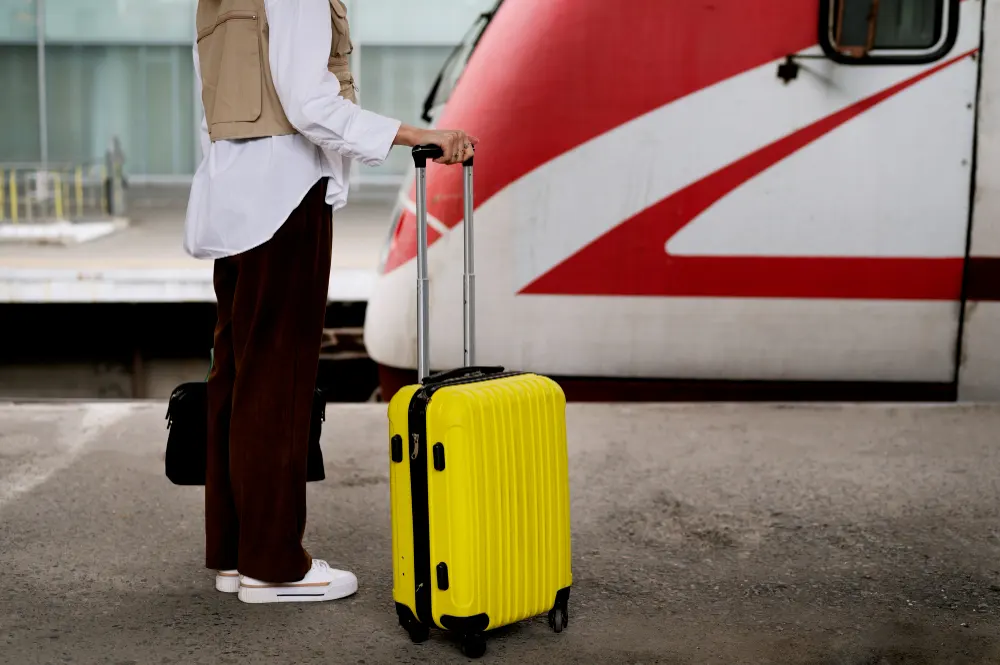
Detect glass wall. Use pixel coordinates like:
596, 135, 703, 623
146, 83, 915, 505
0, 0, 197, 175
358, 45, 453, 178
44, 45, 196, 175
0, 45, 40, 163
0, 0, 496, 180
0, 0, 35, 42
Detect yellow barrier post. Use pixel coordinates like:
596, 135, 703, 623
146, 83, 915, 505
54, 172, 64, 220
87, 168, 95, 209
9, 171, 17, 224
24, 175, 31, 222
100, 165, 108, 214
75, 167, 83, 218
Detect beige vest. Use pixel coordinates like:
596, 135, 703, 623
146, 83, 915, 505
196, 0, 357, 142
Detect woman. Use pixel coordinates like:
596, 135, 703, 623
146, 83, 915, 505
185, 0, 477, 604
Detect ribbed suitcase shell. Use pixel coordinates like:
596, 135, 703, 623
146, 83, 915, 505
388, 372, 572, 635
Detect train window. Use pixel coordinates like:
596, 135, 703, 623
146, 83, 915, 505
421, 0, 503, 123
819, 0, 960, 64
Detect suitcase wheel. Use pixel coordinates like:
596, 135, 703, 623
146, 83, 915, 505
460, 633, 487, 659
548, 598, 569, 634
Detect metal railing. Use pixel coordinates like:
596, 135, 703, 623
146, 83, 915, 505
0, 163, 107, 223
0, 141, 128, 224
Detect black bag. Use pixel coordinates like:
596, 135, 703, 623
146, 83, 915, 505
165, 381, 327, 486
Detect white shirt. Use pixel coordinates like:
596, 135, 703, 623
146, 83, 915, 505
183, 0, 402, 260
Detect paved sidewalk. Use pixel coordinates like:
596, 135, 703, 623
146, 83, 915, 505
2, 402, 1000, 664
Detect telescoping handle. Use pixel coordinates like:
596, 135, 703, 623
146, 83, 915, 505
411, 145, 476, 381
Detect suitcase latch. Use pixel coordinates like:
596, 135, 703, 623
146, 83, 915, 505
410, 432, 420, 460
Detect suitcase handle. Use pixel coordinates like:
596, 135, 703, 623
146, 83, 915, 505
412, 144, 474, 169
422, 366, 506, 386
412, 144, 476, 381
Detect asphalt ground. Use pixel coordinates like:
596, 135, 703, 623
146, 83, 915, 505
2, 402, 1000, 664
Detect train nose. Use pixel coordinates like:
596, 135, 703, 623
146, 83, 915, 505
379, 170, 466, 275
380, 207, 445, 275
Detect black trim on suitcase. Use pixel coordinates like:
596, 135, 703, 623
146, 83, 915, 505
396, 602, 418, 624
423, 371, 525, 397
440, 613, 490, 634
407, 388, 435, 627
396, 602, 428, 641
422, 366, 506, 386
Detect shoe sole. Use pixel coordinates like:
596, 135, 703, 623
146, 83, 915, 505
237, 577, 358, 604
216, 574, 240, 594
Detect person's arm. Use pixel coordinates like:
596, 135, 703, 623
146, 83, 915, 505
265, 0, 476, 166
192, 24, 210, 161
265, 0, 399, 166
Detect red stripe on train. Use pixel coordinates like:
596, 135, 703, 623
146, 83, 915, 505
522, 49, 977, 301
382, 0, 819, 274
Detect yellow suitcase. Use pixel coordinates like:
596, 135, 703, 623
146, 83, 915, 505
387, 147, 572, 658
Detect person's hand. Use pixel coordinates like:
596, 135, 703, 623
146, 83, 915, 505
419, 128, 478, 165
394, 124, 479, 165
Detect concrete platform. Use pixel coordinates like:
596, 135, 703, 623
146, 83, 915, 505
2, 402, 1000, 664
0, 185, 397, 303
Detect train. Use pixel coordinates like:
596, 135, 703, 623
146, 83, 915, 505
362, 0, 1000, 402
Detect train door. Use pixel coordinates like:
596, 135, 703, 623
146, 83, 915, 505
651, 0, 983, 384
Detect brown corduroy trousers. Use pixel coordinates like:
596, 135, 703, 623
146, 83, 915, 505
205, 178, 332, 583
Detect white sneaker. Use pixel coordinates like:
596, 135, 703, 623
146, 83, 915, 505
216, 570, 240, 593
237, 559, 358, 604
